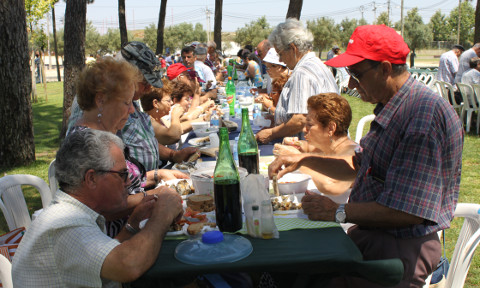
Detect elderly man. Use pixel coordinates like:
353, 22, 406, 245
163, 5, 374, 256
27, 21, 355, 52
256, 39, 273, 94
436, 44, 464, 85
12, 129, 183, 287
326, 45, 340, 61
256, 18, 338, 144
194, 46, 217, 90
269, 25, 463, 287
455, 43, 480, 83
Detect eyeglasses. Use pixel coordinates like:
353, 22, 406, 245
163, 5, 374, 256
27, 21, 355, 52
161, 98, 173, 104
345, 62, 380, 83
97, 169, 130, 183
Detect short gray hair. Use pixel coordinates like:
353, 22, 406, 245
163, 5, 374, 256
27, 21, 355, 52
207, 41, 216, 49
268, 18, 313, 53
55, 129, 125, 192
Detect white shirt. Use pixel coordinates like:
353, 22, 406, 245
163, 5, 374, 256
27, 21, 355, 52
461, 68, 480, 85
194, 60, 217, 89
436, 50, 459, 85
456, 48, 477, 83
12, 191, 121, 288
274, 52, 338, 126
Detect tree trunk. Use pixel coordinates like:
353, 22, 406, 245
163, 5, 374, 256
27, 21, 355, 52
0, 0, 35, 168
118, 0, 128, 48
52, 4, 61, 82
60, 0, 87, 140
156, 0, 167, 55
214, 0, 223, 50
286, 0, 303, 20
475, 0, 480, 43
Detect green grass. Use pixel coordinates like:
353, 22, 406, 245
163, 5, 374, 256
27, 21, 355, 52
1, 82, 479, 286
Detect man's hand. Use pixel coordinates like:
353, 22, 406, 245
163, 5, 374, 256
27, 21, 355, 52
152, 188, 184, 224
268, 154, 306, 179
255, 128, 273, 144
127, 195, 159, 230
172, 147, 198, 163
301, 191, 338, 222
157, 169, 189, 181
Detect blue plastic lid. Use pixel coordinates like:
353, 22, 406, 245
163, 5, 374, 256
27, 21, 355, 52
202, 231, 224, 244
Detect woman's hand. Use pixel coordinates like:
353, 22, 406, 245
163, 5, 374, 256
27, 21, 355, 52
172, 147, 198, 163
157, 169, 189, 181
273, 143, 301, 156
268, 154, 307, 179
171, 105, 185, 119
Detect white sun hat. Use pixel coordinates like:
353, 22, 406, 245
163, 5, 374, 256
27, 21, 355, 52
262, 48, 286, 67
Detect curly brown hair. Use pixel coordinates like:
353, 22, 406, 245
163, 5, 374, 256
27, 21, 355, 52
307, 93, 352, 137
171, 81, 194, 103
140, 79, 173, 111
76, 57, 142, 111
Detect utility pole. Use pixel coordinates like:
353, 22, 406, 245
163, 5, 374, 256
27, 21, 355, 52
360, 5, 365, 20
401, 0, 404, 37
387, 0, 390, 25
205, 7, 212, 42
373, 2, 377, 24
457, 0, 462, 44
46, 11, 52, 70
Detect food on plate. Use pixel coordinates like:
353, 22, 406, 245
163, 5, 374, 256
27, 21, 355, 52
187, 150, 202, 162
187, 195, 215, 212
271, 196, 302, 211
187, 222, 217, 235
169, 179, 195, 196
195, 136, 210, 146
169, 222, 184, 232
183, 207, 208, 222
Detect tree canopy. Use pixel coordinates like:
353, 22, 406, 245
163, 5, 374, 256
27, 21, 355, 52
235, 16, 272, 48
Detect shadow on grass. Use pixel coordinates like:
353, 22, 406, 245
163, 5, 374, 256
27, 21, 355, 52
33, 102, 62, 153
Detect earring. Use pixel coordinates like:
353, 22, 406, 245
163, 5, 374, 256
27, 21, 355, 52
97, 107, 103, 123
330, 136, 333, 143
156, 109, 159, 113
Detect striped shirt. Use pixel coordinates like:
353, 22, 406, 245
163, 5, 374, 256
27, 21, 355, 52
274, 52, 338, 126
350, 76, 464, 238
12, 191, 121, 288
122, 102, 160, 171
436, 50, 459, 85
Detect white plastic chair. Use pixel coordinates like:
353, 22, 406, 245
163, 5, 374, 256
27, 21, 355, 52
470, 84, 480, 134
443, 82, 463, 116
47, 159, 58, 195
355, 114, 375, 143
456, 83, 478, 133
0, 254, 13, 288
0, 175, 52, 231
444, 203, 480, 288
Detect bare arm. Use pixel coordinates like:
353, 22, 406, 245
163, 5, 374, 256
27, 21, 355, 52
101, 190, 183, 282
256, 114, 306, 144
302, 194, 423, 227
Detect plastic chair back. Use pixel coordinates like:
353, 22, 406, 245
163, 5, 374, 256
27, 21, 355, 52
456, 83, 479, 133
0, 175, 52, 231
470, 84, 480, 134
445, 203, 480, 288
0, 254, 13, 288
355, 114, 375, 143
48, 159, 58, 195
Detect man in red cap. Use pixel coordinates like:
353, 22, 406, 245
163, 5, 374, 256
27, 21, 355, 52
269, 25, 464, 287
167, 63, 217, 102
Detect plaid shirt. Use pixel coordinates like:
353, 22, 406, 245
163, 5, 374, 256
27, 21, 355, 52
351, 76, 464, 238
121, 102, 160, 171
12, 191, 121, 287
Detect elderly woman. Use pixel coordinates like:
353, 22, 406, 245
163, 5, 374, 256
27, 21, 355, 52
69, 58, 187, 237
255, 48, 291, 114
273, 93, 357, 203
256, 18, 338, 144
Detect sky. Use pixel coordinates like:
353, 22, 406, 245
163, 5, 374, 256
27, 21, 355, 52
49, 0, 463, 34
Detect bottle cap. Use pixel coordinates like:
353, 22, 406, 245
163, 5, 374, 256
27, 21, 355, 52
202, 231, 224, 244
228, 76, 232, 80
252, 205, 259, 211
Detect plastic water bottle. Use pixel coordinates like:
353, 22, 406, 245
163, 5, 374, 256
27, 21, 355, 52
210, 110, 220, 129
253, 104, 261, 120
233, 136, 239, 166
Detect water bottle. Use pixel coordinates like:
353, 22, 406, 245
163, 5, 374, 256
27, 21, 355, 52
233, 136, 239, 167
253, 104, 261, 120
210, 110, 220, 129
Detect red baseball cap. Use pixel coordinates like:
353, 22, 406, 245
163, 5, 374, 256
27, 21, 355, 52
325, 25, 410, 68
166, 63, 190, 80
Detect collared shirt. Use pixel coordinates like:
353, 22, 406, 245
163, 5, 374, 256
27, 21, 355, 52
436, 50, 459, 85
456, 48, 477, 83
461, 68, 480, 85
350, 76, 464, 239
194, 60, 217, 89
274, 52, 338, 126
122, 102, 160, 171
12, 191, 121, 288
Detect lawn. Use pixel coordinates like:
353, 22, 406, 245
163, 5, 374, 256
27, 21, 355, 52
1, 81, 479, 286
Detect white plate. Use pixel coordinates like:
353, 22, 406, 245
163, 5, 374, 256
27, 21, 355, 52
194, 127, 218, 137
188, 137, 210, 147
139, 219, 185, 236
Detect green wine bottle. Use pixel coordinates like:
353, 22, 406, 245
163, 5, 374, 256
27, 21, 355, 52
237, 108, 259, 174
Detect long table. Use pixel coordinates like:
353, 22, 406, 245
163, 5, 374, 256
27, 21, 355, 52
130, 227, 404, 287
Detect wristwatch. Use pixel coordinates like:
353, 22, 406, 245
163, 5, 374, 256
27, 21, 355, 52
335, 204, 346, 224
